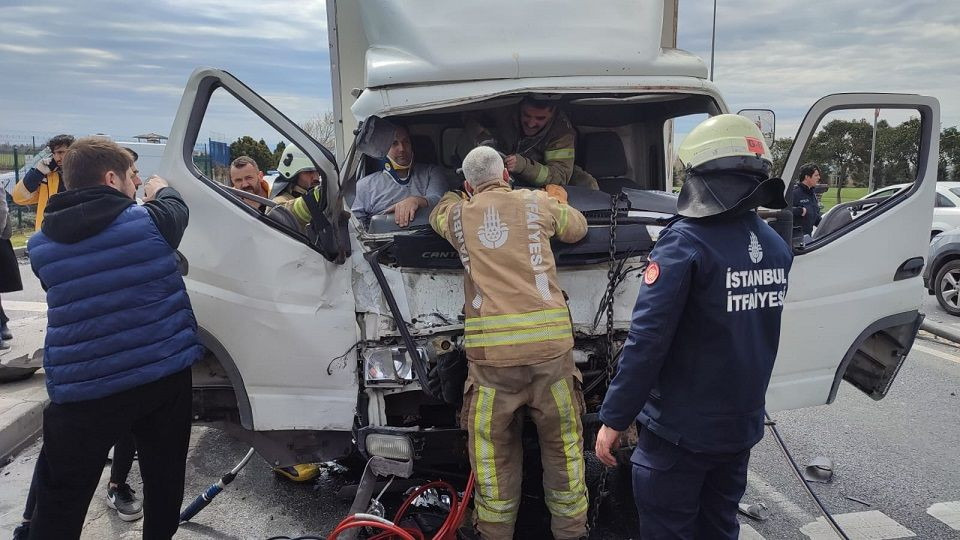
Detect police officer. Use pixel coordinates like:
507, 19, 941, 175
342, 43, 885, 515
594, 114, 794, 540
792, 162, 823, 238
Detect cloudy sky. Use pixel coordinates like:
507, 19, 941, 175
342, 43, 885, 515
0, 0, 957, 147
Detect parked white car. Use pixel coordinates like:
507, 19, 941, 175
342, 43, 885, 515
862, 182, 960, 238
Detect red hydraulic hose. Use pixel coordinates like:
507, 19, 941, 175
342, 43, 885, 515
334, 471, 476, 540
329, 517, 418, 540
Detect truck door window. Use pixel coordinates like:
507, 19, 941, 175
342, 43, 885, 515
788, 108, 923, 245
192, 88, 328, 240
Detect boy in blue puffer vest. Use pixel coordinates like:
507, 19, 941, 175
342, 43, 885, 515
24, 137, 203, 540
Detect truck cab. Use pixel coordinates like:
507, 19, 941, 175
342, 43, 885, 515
159, 0, 939, 504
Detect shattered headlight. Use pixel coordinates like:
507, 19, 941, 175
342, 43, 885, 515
363, 346, 424, 385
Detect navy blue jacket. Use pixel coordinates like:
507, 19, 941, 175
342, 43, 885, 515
791, 183, 821, 236
599, 211, 793, 454
28, 186, 203, 404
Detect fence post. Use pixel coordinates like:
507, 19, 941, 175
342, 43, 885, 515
12, 147, 22, 227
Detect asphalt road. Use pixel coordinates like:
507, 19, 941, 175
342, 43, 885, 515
2, 262, 959, 539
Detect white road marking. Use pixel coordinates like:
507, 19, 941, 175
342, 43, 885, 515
927, 501, 960, 530
746, 469, 816, 524
913, 344, 960, 365
3, 301, 46, 313
739, 523, 766, 539
800, 510, 915, 539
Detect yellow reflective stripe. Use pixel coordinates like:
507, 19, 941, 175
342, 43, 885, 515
534, 164, 549, 185
476, 499, 519, 523
545, 490, 589, 517
290, 197, 311, 223
464, 323, 572, 348
557, 204, 569, 235
432, 209, 448, 233
544, 148, 574, 161
473, 386, 498, 501
464, 307, 570, 333
548, 378, 587, 517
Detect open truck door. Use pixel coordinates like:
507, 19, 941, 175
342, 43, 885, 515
767, 93, 940, 411
159, 68, 357, 448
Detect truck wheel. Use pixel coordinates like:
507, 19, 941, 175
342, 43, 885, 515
0, 365, 39, 383
935, 260, 960, 316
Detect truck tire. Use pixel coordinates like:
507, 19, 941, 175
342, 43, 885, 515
935, 259, 960, 316
0, 365, 39, 383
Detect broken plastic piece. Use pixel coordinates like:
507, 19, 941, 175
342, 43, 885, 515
844, 494, 871, 507
802, 456, 834, 483
738, 502, 770, 521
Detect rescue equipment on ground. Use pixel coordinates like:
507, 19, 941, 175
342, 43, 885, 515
179, 447, 256, 523
325, 472, 476, 540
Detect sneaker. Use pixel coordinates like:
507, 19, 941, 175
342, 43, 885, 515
12, 522, 30, 540
106, 483, 143, 522
0, 339, 9, 350
1, 324, 11, 340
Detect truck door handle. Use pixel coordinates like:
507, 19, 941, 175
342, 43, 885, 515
894, 257, 924, 281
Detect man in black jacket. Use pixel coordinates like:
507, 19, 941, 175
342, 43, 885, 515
792, 163, 822, 238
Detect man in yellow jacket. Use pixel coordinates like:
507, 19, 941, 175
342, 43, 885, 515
13, 134, 75, 230
430, 146, 589, 540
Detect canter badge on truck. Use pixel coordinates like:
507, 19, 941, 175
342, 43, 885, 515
644, 261, 660, 285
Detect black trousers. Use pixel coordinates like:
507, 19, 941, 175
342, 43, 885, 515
631, 428, 750, 540
28, 368, 192, 540
22, 433, 137, 521
110, 433, 137, 485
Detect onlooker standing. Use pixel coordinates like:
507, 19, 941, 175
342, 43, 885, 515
13, 135, 75, 231
792, 162, 823, 238
26, 138, 203, 539
0, 188, 24, 349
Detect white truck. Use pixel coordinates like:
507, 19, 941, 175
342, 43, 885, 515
157, 0, 939, 521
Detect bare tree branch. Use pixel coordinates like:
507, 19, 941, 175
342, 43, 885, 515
300, 111, 336, 151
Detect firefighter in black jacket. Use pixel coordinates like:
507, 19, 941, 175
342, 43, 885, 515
595, 115, 794, 540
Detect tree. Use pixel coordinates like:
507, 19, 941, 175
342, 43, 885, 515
300, 111, 337, 151
939, 126, 960, 181
273, 141, 286, 167
770, 137, 794, 178
229, 136, 274, 172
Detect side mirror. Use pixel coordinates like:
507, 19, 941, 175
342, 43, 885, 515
738, 109, 776, 148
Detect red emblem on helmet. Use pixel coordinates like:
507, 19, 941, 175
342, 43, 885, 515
745, 136, 765, 154
644, 261, 660, 285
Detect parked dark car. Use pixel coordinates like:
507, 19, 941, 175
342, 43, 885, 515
925, 228, 960, 315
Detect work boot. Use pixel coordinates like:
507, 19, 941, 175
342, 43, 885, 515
1, 324, 11, 340
106, 483, 143, 522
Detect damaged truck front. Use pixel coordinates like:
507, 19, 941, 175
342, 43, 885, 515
159, 0, 940, 526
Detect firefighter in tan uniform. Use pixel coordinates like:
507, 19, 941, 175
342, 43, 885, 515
430, 146, 590, 539
271, 144, 321, 204
458, 97, 599, 190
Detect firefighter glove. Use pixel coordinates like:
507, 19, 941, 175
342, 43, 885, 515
545, 184, 568, 204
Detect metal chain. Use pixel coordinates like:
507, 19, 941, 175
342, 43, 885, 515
589, 192, 624, 535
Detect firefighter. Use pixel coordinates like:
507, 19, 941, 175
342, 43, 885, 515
457, 96, 599, 189
271, 143, 320, 203
595, 114, 793, 540
429, 146, 589, 540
